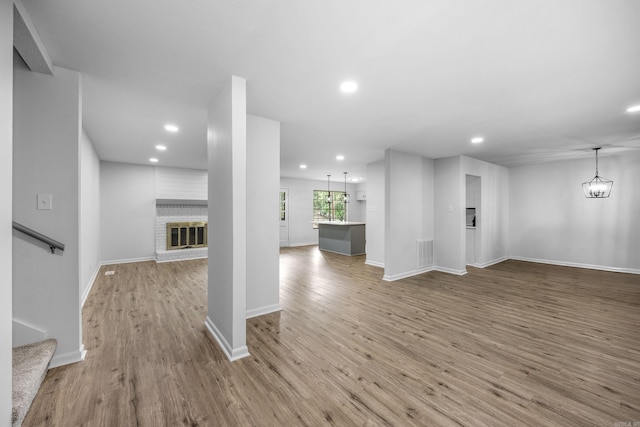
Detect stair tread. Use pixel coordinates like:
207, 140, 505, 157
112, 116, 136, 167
12, 339, 57, 427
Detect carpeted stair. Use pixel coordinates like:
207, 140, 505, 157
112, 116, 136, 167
12, 339, 57, 427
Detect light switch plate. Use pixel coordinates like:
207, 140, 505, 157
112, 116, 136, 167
37, 194, 52, 210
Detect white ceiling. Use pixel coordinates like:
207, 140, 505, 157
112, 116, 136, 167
21, 0, 640, 183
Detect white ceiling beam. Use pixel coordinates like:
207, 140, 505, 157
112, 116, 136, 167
13, 0, 53, 75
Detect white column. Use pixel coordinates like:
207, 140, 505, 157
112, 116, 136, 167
246, 115, 281, 318
1, 0, 14, 420
205, 76, 249, 360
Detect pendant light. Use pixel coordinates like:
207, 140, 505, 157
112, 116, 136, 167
343, 172, 350, 203
326, 175, 332, 204
582, 147, 613, 198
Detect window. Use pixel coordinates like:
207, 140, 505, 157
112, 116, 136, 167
280, 191, 287, 221
312, 190, 346, 228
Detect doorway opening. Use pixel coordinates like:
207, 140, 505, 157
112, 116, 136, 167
465, 175, 480, 266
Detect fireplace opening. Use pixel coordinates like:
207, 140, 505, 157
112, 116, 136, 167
166, 222, 208, 250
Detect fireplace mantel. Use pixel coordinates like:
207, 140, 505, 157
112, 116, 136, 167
156, 199, 208, 207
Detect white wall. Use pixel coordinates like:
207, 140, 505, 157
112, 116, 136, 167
100, 162, 156, 263
13, 57, 84, 366
80, 130, 100, 304
433, 156, 508, 274
156, 166, 207, 200
246, 114, 281, 317
461, 156, 509, 267
509, 152, 640, 272
346, 183, 363, 222
1, 0, 13, 420
422, 157, 435, 242
365, 160, 385, 266
100, 163, 210, 263
206, 76, 249, 360
279, 177, 362, 247
384, 149, 434, 280
434, 156, 465, 274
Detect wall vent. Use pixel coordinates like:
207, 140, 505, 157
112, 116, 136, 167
417, 239, 434, 268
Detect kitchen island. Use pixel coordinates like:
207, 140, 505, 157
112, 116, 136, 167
318, 221, 366, 256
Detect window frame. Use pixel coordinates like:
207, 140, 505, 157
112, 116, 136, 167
312, 190, 347, 228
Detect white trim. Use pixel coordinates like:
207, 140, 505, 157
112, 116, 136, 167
246, 304, 282, 319
287, 242, 318, 248
49, 344, 86, 368
382, 266, 435, 281
99, 256, 156, 266
204, 317, 250, 361
509, 256, 640, 275
365, 260, 384, 268
467, 256, 509, 269
477, 256, 509, 268
433, 266, 468, 276
81, 264, 101, 308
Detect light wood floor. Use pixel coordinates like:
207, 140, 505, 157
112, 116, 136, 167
24, 246, 640, 426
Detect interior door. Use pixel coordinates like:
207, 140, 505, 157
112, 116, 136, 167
279, 189, 289, 247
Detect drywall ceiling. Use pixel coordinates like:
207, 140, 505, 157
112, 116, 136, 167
20, 0, 640, 182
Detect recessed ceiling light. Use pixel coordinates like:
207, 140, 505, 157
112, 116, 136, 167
340, 81, 358, 93
627, 105, 640, 113
471, 137, 484, 144
149, 158, 159, 163
164, 124, 179, 132
336, 155, 345, 160
155, 145, 167, 151
300, 164, 307, 169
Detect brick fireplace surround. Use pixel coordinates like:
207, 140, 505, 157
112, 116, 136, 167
155, 199, 208, 262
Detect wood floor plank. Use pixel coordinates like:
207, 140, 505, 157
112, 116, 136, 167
22, 247, 640, 426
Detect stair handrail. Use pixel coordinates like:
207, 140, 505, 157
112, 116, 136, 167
12, 221, 65, 254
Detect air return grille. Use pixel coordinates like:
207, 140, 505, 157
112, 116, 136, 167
417, 239, 434, 268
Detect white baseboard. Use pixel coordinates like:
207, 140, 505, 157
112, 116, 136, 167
246, 304, 282, 319
365, 260, 384, 268
382, 266, 435, 281
433, 266, 468, 276
377, 263, 470, 280
81, 264, 101, 308
509, 256, 640, 275
99, 256, 156, 266
204, 317, 250, 361
468, 256, 509, 269
50, 344, 86, 368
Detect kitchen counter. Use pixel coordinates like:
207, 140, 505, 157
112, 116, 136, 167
318, 222, 366, 256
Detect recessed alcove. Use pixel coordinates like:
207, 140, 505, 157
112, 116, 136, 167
466, 174, 480, 266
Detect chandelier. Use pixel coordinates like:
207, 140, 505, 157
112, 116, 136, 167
582, 147, 613, 198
